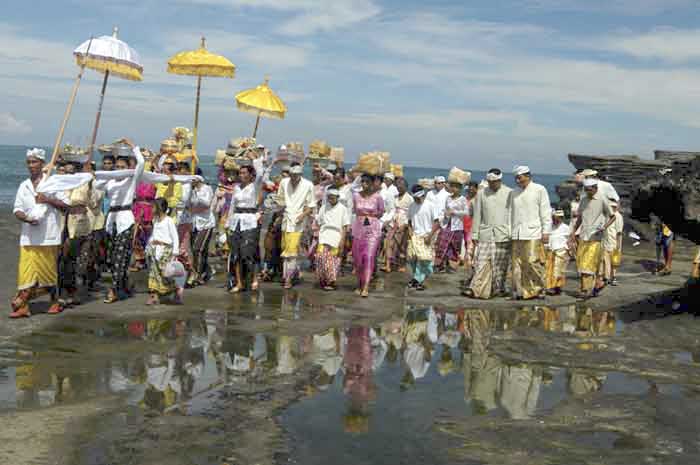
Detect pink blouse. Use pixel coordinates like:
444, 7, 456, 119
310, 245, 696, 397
352, 191, 384, 238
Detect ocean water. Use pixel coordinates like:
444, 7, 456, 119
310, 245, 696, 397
0, 145, 567, 205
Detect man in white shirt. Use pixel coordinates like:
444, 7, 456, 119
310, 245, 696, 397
382, 172, 399, 199
276, 164, 316, 289
544, 209, 571, 295
463, 169, 513, 299
11, 148, 71, 318
407, 186, 441, 291
602, 200, 624, 286
426, 175, 450, 218
569, 178, 616, 299
510, 166, 552, 300
581, 169, 620, 203
315, 189, 351, 290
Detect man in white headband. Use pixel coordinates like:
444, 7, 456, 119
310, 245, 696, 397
10, 148, 71, 318
581, 168, 619, 202
426, 175, 450, 220
383, 172, 399, 199
569, 175, 616, 299
463, 168, 513, 299
315, 188, 351, 290
509, 165, 551, 300
602, 199, 624, 286
544, 208, 571, 295
276, 163, 315, 289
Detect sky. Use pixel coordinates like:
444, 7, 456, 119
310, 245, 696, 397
2, 0, 700, 174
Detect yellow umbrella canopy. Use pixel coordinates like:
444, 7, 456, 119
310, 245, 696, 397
235, 77, 287, 138
167, 37, 236, 170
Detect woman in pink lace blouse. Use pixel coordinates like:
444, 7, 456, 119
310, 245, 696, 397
352, 174, 384, 298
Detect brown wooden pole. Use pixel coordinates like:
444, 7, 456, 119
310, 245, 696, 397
191, 74, 202, 174
87, 69, 110, 165
252, 112, 261, 138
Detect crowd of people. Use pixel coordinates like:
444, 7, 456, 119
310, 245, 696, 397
10, 134, 635, 319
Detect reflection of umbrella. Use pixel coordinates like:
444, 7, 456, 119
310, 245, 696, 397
74, 27, 143, 162
235, 77, 287, 138
168, 37, 236, 170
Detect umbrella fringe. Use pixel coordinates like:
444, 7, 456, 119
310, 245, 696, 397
236, 102, 285, 120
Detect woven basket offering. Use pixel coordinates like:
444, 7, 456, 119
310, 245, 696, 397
448, 167, 471, 185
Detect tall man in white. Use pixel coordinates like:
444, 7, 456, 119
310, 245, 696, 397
463, 169, 512, 299
510, 166, 552, 300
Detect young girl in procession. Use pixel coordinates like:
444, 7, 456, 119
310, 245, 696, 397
407, 185, 441, 291
462, 182, 478, 275
352, 174, 385, 298
544, 209, 571, 295
146, 198, 183, 305
315, 189, 351, 290
435, 180, 469, 273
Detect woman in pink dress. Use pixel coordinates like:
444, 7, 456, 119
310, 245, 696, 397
352, 174, 384, 298
131, 181, 156, 271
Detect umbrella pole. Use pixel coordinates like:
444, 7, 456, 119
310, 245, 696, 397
87, 70, 110, 165
192, 75, 202, 174
252, 112, 261, 138
46, 66, 87, 175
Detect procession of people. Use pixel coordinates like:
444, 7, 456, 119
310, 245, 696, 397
10, 132, 633, 319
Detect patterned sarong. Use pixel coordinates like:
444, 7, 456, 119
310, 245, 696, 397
316, 244, 341, 286
190, 228, 213, 284
146, 243, 176, 295
435, 227, 462, 267
408, 233, 436, 283
545, 248, 569, 290
109, 225, 134, 293
282, 231, 303, 282
386, 224, 409, 269
511, 240, 546, 300
467, 241, 511, 299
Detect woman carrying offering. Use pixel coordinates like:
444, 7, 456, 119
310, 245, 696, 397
316, 189, 351, 290
352, 174, 385, 298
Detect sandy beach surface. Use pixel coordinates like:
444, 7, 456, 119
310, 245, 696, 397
0, 210, 699, 465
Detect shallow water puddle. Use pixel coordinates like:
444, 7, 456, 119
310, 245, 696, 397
0, 304, 693, 464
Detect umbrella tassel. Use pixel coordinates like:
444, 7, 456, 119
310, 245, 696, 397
87, 70, 110, 164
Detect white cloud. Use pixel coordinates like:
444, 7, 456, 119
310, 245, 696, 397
183, 0, 380, 35
521, 0, 698, 15
0, 113, 31, 135
599, 28, 700, 63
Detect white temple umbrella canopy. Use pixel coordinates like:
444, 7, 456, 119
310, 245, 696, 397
73, 27, 143, 162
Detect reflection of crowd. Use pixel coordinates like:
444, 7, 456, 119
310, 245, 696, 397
3, 304, 623, 425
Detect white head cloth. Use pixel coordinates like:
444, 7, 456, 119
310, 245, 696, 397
326, 188, 340, 197
290, 165, 303, 175
434, 176, 446, 183
413, 189, 426, 198
583, 178, 598, 187
279, 144, 287, 152
26, 148, 46, 161
513, 165, 530, 176
384, 172, 395, 180
581, 168, 598, 177
486, 172, 502, 181
553, 209, 565, 217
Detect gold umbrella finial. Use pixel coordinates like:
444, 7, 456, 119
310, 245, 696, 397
112, 26, 119, 38
200, 36, 206, 49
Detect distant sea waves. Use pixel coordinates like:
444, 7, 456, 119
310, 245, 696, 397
0, 145, 567, 206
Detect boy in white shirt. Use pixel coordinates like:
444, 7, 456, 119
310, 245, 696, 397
315, 190, 351, 290
545, 209, 571, 295
407, 185, 442, 291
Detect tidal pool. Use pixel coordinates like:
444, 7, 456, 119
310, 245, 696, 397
0, 298, 697, 465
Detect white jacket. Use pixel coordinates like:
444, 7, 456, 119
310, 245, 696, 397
511, 182, 552, 240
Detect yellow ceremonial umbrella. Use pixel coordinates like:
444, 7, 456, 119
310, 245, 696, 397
73, 26, 143, 164
235, 77, 287, 138
167, 37, 236, 169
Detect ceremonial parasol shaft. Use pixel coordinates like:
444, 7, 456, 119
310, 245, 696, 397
87, 70, 110, 164
252, 112, 261, 138
47, 38, 93, 175
191, 75, 202, 173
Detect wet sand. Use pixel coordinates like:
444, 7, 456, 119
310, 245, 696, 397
0, 211, 699, 465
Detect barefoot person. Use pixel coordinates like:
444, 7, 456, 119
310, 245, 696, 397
435, 180, 469, 274
544, 209, 571, 295
569, 178, 615, 299
10, 148, 71, 318
315, 189, 351, 290
146, 198, 182, 305
510, 166, 551, 300
383, 178, 413, 273
407, 186, 441, 291
352, 174, 385, 297
463, 169, 513, 299
277, 164, 315, 289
